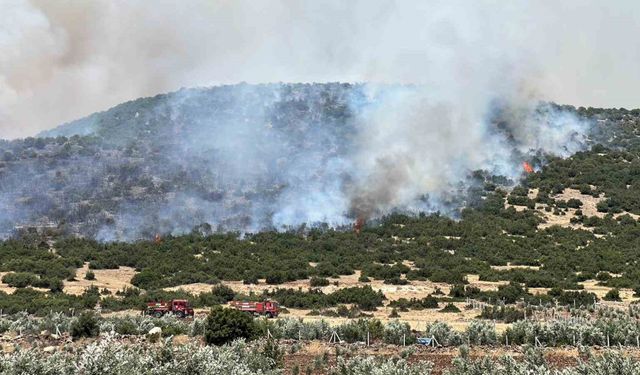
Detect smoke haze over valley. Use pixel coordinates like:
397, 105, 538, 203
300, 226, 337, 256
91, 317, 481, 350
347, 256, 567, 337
0, 83, 593, 240
0, 1, 638, 240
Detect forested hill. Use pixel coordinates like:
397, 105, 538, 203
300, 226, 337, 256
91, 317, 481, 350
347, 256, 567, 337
0, 82, 638, 240
2, 83, 362, 239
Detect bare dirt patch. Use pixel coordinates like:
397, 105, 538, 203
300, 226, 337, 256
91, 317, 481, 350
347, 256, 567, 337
167, 270, 454, 302
63, 263, 137, 296
554, 189, 604, 218
490, 263, 540, 271
465, 274, 507, 292
579, 280, 637, 304
0, 272, 16, 294
282, 302, 509, 333
533, 188, 639, 230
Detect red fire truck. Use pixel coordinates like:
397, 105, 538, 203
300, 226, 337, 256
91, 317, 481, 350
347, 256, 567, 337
230, 300, 280, 318
146, 299, 194, 318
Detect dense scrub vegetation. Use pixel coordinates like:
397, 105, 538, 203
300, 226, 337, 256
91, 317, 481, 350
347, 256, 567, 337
1, 179, 640, 314
0, 106, 639, 316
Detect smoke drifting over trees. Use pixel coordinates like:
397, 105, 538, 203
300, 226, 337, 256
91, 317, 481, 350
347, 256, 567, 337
1, 83, 589, 240
0, 1, 636, 240
2, 0, 640, 139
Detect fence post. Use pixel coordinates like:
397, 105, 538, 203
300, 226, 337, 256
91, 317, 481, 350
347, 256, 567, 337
367, 330, 370, 347
505, 334, 509, 346
607, 334, 610, 347
329, 331, 342, 344
403, 334, 406, 347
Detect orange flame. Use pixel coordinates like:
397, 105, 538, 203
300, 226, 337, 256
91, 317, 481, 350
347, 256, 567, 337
154, 233, 162, 244
522, 161, 534, 174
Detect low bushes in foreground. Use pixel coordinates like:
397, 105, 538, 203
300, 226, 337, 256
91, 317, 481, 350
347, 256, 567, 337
3, 311, 640, 348
0, 336, 279, 375
2, 337, 640, 375
445, 348, 640, 375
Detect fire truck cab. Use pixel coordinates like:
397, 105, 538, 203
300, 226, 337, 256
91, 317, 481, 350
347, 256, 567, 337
146, 299, 194, 318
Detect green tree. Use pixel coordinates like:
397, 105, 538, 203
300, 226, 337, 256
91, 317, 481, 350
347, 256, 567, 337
604, 288, 621, 301
71, 311, 99, 339
204, 305, 257, 346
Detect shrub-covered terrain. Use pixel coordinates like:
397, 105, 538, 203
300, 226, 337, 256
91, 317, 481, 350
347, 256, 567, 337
1, 97, 640, 315
3, 90, 640, 371
2, 326, 640, 374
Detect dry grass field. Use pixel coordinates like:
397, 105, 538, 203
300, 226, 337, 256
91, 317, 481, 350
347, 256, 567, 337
63, 262, 137, 296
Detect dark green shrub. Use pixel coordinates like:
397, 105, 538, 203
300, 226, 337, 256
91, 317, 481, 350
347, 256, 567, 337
48, 279, 64, 293
604, 288, 621, 301
309, 277, 330, 287
204, 305, 257, 346
265, 273, 285, 285
330, 286, 385, 311
261, 337, 284, 368
423, 295, 439, 308
480, 306, 525, 323
243, 275, 259, 285
440, 303, 461, 313
2, 272, 38, 288
550, 289, 597, 307
85, 270, 95, 280
495, 282, 527, 304
210, 284, 236, 302
449, 284, 466, 298
71, 311, 99, 339
567, 198, 583, 208
113, 319, 139, 335
81, 286, 101, 309
383, 277, 408, 285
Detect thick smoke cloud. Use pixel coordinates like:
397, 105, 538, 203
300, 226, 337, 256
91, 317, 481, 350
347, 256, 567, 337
1, 0, 640, 139
344, 85, 590, 221
0, 0, 633, 239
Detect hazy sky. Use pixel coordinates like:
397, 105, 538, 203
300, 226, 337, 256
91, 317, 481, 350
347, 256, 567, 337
1, 0, 639, 139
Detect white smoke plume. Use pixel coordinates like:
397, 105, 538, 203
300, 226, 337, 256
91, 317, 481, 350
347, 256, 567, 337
0, 0, 634, 238
1, 0, 640, 139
